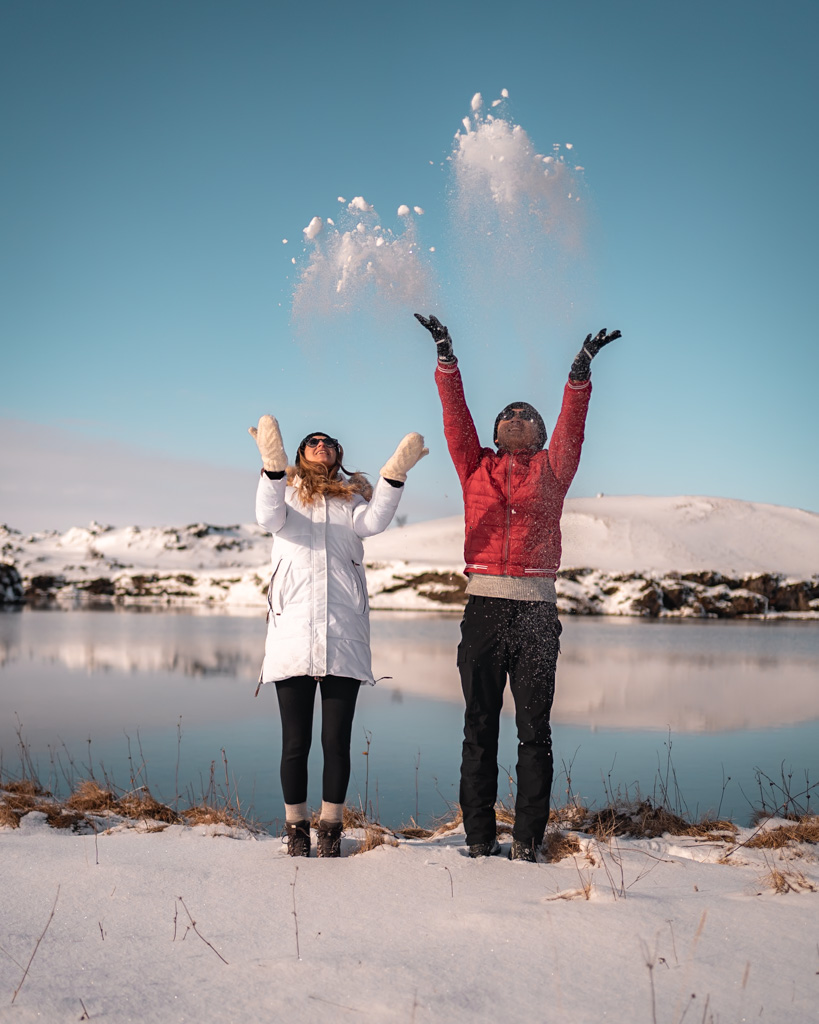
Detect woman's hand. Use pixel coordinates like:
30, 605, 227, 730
380, 432, 429, 481
249, 415, 288, 472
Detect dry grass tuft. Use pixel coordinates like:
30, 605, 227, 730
341, 805, 371, 830
351, 825, 399, 855
427, 807, 463, 837
0, 804, 23, 828
397, 818, 434, 840
746, 816, 819, 849
542, 830, 582, 863
114, 789, 180, 824
760, 865, 818, 894
2, 787, 45, 815
1, 780, 88, 831
183, 805, 244, 828
550, 802, 589, 830
2, 748, 259, 835
495, 801, 516, 830
66, 779, 117, 813
582, 799, 738, 842
3, 779, 48, 798
42, 805, 89, 830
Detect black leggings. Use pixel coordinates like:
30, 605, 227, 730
274, 675, 361, 805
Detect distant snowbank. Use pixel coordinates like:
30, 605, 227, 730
365, 495, 819, 575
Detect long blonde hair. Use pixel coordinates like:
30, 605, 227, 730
287, 448, 372, 505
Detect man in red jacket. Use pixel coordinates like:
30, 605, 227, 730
415, 313, 620, 861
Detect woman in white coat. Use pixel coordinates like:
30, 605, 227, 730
250, 415, 428, 857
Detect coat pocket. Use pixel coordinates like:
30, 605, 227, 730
266, 558, 284, 624
351, 560, 369, 614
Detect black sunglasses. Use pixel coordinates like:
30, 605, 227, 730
304, 436, 340, 449
500, 409, 534, 422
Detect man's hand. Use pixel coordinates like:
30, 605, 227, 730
414, 313, 455, 362
583, 329, 621, 358
569, 328, 621, 381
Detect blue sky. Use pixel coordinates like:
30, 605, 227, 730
2, 0, 818, 530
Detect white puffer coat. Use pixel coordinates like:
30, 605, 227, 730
255, 473, 403, 687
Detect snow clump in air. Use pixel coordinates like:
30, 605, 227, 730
292, 197, 436, 320
449, 90, 587, 320
303, 216, 323, 241
452, 98, 585, 232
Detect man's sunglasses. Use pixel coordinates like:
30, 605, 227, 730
304, 436, 340, 449
500, 409, 533, 421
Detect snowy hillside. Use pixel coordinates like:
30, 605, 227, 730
364, 495, 819, 575
1, 496, 818, 617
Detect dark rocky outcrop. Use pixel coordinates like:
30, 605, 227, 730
379, 571, 468, 605
0, 563, 24, 605
552, 570, 817, 618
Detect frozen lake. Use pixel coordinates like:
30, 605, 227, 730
1, 609, 818, 830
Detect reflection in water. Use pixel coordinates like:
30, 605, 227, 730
3, 610, 817, 731
1, 609, 818, 828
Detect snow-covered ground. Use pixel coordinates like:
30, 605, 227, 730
3, 496, 818, 1021
1, 810, 817, 1023
2, 495, 818, 617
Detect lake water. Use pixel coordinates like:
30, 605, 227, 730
1, 609, 818, 831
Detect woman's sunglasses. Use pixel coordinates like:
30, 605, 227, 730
500, 409, 533, 421
304, 436, 340, 449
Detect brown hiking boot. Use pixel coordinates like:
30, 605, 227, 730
316, 819, 343, 858
285, 819, 311, 857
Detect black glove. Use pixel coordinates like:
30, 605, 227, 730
414, 313, 455, 362
569, 328, 621, 381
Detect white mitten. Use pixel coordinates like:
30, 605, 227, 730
380, 433, 429, 482
249, 415, 288, 473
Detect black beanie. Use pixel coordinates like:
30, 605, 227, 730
493, 402, 547, 450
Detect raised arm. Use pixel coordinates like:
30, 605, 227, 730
549, 328, 621, 485
415, 313, 483, 483
353, 433, 428, 537
250, 414, 289, 534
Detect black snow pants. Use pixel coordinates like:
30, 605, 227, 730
457, 596, 562, 847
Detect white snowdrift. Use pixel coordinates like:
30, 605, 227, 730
1, 813, 817, 1024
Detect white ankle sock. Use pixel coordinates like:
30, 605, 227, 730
285, 802, 309, 823
320, 801, 344, 824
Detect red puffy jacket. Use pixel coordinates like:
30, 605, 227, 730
436, 360, 592, 579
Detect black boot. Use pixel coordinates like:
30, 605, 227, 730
316, 819, 343, 858
285, 819, 311, 857
508, 838, 538, 863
